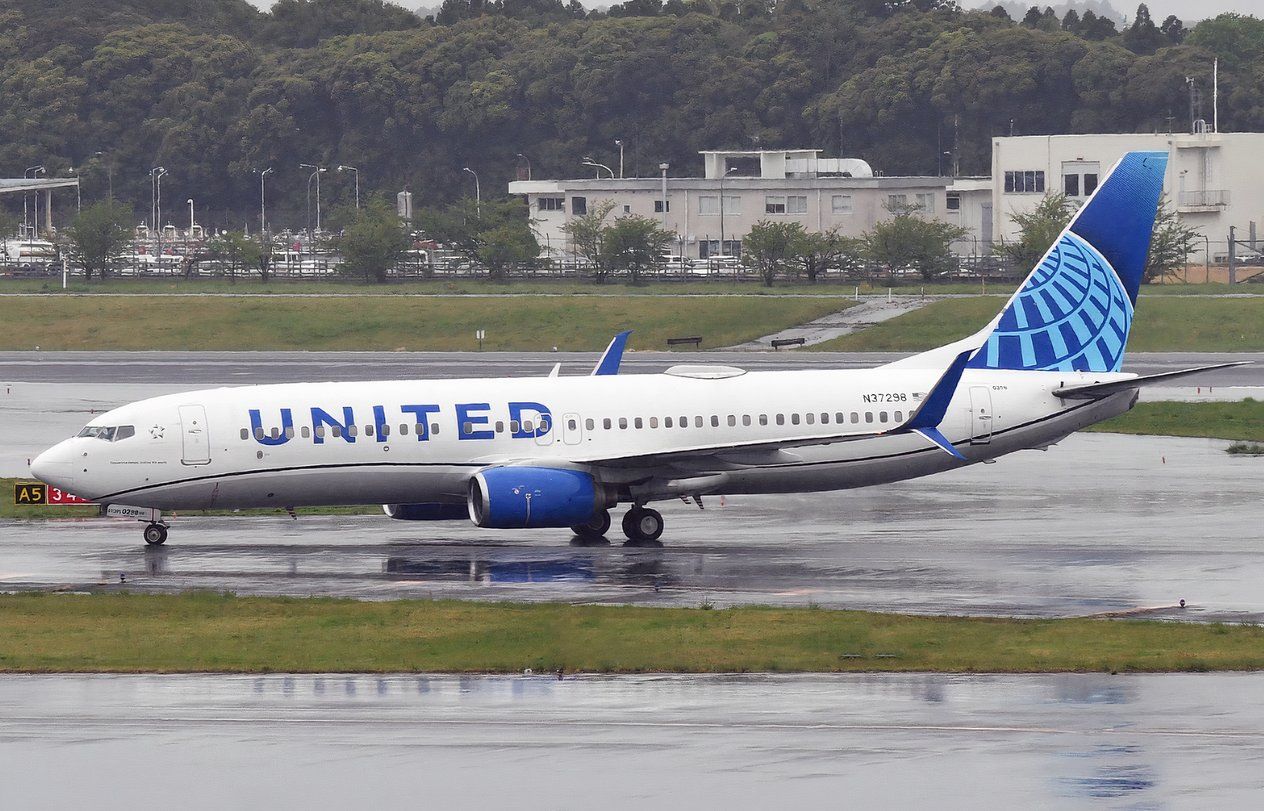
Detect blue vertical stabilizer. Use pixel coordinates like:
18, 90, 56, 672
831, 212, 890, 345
968, 151, 1168, 373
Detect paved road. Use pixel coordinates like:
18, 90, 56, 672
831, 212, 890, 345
5, 433, 1262, 622
2, 672, 1262, 808
2, 349, 1262, 384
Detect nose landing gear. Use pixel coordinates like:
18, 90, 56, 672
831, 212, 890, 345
621, 506, 664, 544
143, 523, 168, 546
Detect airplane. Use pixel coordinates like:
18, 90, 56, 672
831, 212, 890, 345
31, 151, 1242, 547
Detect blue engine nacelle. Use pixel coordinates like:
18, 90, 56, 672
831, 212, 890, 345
468, 467, 606, 529
382, 503, 470, 521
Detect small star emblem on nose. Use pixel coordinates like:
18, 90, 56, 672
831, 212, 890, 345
149, 425, 165, 439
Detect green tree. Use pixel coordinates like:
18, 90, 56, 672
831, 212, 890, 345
604, 215, 674, 285
798, 227, 864, 283
866, 206, 968, 281
994, 193, 1076, 271
207, 231, 262, 283
1145, 195, 1201, 283
63, 200, 132, 281
336, 199, 412, 283
743, 220, 805, 287
561, 199, 618, 283
254, 232, 283, 283
418, 198, 538, 281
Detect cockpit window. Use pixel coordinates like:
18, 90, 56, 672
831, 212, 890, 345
76, 425, 135, 442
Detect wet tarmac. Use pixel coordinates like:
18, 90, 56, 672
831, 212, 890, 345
5, 432, 1262, 622
2, 672, 1262, 808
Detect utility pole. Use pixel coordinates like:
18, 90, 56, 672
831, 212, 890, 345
615, 139, 625, 179
338, 165, 360, 209
257, 167, 273, 235
463, 167, 480, 217
300, 164, 327, 233
659, 163, 669, 227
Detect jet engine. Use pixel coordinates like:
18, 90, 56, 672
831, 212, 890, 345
382, 503, 470, 521
468, 467, 610, 528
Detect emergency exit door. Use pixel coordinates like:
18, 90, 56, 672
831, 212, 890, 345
179, 404, 212, 465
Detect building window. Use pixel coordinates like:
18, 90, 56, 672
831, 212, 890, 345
765, 196, 786, 214
538, 197, 564, 211
571, 196, 587, 215
915, 193, 935, 213
831, 194, 853, 214
699, 195, 719, 215
1064, 174, 1080, 197
887, 194, 908, 209
1004, 170, 1045, 194
1084, 174, 1099, 195
654, 200, 670, 213
787, 195, 807, 214
623, 205, 631, 214
946, 192, 961, 211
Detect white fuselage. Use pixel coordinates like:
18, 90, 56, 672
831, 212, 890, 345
32, 365, 1135, 513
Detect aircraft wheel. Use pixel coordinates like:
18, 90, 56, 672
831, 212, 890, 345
622, 507, 664, 543
570, 509, 611, 540
143, 523, 168, 546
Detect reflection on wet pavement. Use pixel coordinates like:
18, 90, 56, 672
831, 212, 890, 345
3, 433, 1263, 621
1, 672, 1262, 808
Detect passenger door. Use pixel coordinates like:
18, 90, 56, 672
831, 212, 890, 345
178, 404, 212, 465
561, 413, 582, 446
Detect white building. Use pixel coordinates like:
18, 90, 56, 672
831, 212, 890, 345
509, 149, 992, 262
992, 132, 1264, 265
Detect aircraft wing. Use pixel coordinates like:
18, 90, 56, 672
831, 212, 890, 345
1052, 362, 1250, 400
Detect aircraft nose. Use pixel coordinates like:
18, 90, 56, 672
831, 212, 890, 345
30, 442, 76, 489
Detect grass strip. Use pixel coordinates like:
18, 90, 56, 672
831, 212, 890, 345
0, 295, 848, 352
815, 297, 1264, 352
1087, 400, 1264, 443
0, 592, 1260, 674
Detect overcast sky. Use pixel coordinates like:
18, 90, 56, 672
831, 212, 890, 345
243, 0, 1261, 22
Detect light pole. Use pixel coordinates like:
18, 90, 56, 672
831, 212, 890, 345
515, 153, 532, 181
659, 162, 669, 227
187, 198, 195, 237
338, 165, 360, 209
581, 157, 613, 178
615, 140, 624, 179
24, 165, 44, 243
70, 168, 81, 213
462, 167, 480, 217
154, 167, 167, 255
150, 167, 166, 231
256, 167, 273, 235
300, 164, 326, 235
718, 166, 737, 257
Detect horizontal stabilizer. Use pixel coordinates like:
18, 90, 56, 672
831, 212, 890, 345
1053, 362, 1251, 400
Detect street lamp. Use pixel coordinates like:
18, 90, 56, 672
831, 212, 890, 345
659, 162, 669, 227
153, 167, 167, 255
581, 156, 613, 179
337, 165, 360, 209
150, 167, 166, 231
256, 167, 273, 235
462, 167, 481, 216
718, 166, 738, 258
614, 140, 624, 179
515, 153, 532, 181
24, 165, 44, 243
300, 163, 327, 234
187, 198, 195, 238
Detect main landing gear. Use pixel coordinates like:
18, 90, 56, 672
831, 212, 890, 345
143, 523, 168, 546
570, 506, 665, 545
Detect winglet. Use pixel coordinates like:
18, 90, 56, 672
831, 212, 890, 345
904, 349, 972, 430
592, 330, 632, 376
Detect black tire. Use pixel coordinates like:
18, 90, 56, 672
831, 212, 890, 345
570, 508, 611, 539
622, 507, 664, 543
143, 523, 168, 546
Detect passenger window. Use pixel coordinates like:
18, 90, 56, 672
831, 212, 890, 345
348, 425, 358, 437
302, 426, 311, 438
380, 425, 390, 437
399, 424, 409, 436
315, 425, 326, 438
431, 423, 440, 436
694, 416, 703, 428
649, 417, 658, 429
864, 413, 873, 424
619, 418, 628, 429
523, 420, 535, 433
665, 417, 674, 428
894, 411, 903, 422
496, 421, 505, 433
568, 419, 578, 431
331, 426, 342, 438
759, 415, 768, 426
540, 417, 551, 432
415, 423, 424, 435
727, 415, 736, 427
240, 428, 249, 440
776, 414, 785, 425
510, 420, 520, 433
835, 412, 845, 423
879, 411, 888, 423
585, 418, 594, 430
634, 417, 644, 429
285, 427, 295, 439
820, 413, 829, 424
603, 418, 611, 430
791, 414, 801, 425
365, 425, 374, 437
269, 427, 279, 439
463, 422, 473, 435
254, 427, 265, 440
710, 416, 719, 427
850, 412, 859, 424
806, 413, 815, 425
742, 415, 751, 426
679, 416, 687, 427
